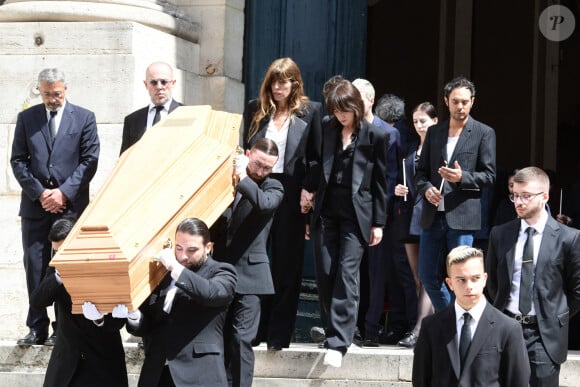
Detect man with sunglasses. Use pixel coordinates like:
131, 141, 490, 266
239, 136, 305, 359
486, 166, 580, 386
120, 61, 182, 154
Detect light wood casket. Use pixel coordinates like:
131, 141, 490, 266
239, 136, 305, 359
50, 105, 241, 313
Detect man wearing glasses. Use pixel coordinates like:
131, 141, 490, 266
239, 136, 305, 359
212, 138, 284, 387
486, 166, 580, 386
11, 68, 100, 347
120, 61, 182, 154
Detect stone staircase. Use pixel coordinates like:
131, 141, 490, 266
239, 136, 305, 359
2, 340, 580, 386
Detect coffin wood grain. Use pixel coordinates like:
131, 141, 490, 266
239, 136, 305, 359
50, 106, 241, 313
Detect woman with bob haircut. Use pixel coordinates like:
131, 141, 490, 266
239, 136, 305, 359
302, 78, 387, 367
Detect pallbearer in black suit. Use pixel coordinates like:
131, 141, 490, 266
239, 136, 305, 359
242, 57, 322, 350
486, 166, 580, 386
413, 246, 530, 387
120, 61, 183, 154
126, 218, 237, 387
212, 138, 284, 387
31, 218, 128, 387
302, 78, 387, 367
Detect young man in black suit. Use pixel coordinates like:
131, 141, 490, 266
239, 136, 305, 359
212, 138, 284, 387
119, 61, 182, 154
486, 166, 580, 386
413, 246, 530, 386
31, 218, 128, 387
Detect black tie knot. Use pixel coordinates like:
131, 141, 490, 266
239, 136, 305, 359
526, 227, 535, 237
155, 105, 164, 112
50, 110, 58, 117
152, 105, 164, 125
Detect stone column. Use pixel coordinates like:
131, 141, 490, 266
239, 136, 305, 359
0, 0, 199, 42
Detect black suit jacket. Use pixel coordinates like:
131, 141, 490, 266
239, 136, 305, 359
212, 176, 284, 295
310, 118, 388, 243
486, 215, 580, 364
242, 99, 322, 196
119, 99, 182, 154
415, 116, 496, 230
11, 101, 100, 218
30, 268, 128, 387
128, 257, 237, 387
412, 302, 530, 386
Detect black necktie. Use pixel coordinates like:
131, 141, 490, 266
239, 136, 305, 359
152, 105, 163, 126
519, 227, 536, 315
459, 312, 472, 370
48, 110, 57, 144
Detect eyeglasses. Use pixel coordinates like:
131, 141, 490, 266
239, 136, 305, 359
252, 160, 273, 173
509, 192, 544, 203
40, 91, 64, 99
148, 79, 173, 87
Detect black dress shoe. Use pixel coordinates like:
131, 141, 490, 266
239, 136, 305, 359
380, 330, 405, 345
398, 332, 418, 348
44, 333, 57, 346
267, 343, 282, 351
17, 331, 47, 346
362, 333, 380, 347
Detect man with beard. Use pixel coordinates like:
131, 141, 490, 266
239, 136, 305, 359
415, 76, 496, 313
125, 218, 237, 386
120, 61, 182, 154
486, 166, 580, 386
212, 138, 284, 386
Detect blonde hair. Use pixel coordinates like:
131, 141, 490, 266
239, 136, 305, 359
446, 246, 484, 273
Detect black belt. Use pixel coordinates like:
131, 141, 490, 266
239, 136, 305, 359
505, 310, 537, 325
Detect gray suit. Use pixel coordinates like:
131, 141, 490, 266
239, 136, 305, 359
415, 115, 496, 230
486, 215, 580, 366
413, 302, 530, 386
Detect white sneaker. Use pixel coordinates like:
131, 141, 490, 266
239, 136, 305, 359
323, 349, 343, 368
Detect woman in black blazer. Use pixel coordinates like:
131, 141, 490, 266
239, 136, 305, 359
392, 102, 438, 348
302, 78, 387, 367
242, 57, 322, 350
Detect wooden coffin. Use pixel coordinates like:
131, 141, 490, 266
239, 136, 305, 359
50, 105, 241, 313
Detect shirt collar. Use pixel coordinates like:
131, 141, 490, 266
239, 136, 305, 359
520, 208, 548, 234
454, 296, 486, 323
149, 99, 172, 113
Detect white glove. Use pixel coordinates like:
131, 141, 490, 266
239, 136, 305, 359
233, 154, 249, 180
82, 301, 104, 321
112, 304, 141, 321
155, 247, 178, 271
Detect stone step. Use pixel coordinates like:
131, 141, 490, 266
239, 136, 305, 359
1, 341, 580, 386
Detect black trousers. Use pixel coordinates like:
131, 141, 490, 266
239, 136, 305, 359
22, 215, 61, 334
312, 215, 364, 351
225, 294, 261, 387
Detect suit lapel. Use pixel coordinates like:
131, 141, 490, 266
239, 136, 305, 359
505, 221, 520, 281
449, 116, 473, 164
352, 122, 370, 195
533, 217, 559, 299
322, 126, 338, 183
461, 303, 495, 378
37, 106, 52, 150
284, 116, 307, 170
442, 307, 461, 379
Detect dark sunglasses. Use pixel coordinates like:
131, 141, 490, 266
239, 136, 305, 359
148, 79, 172, 87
